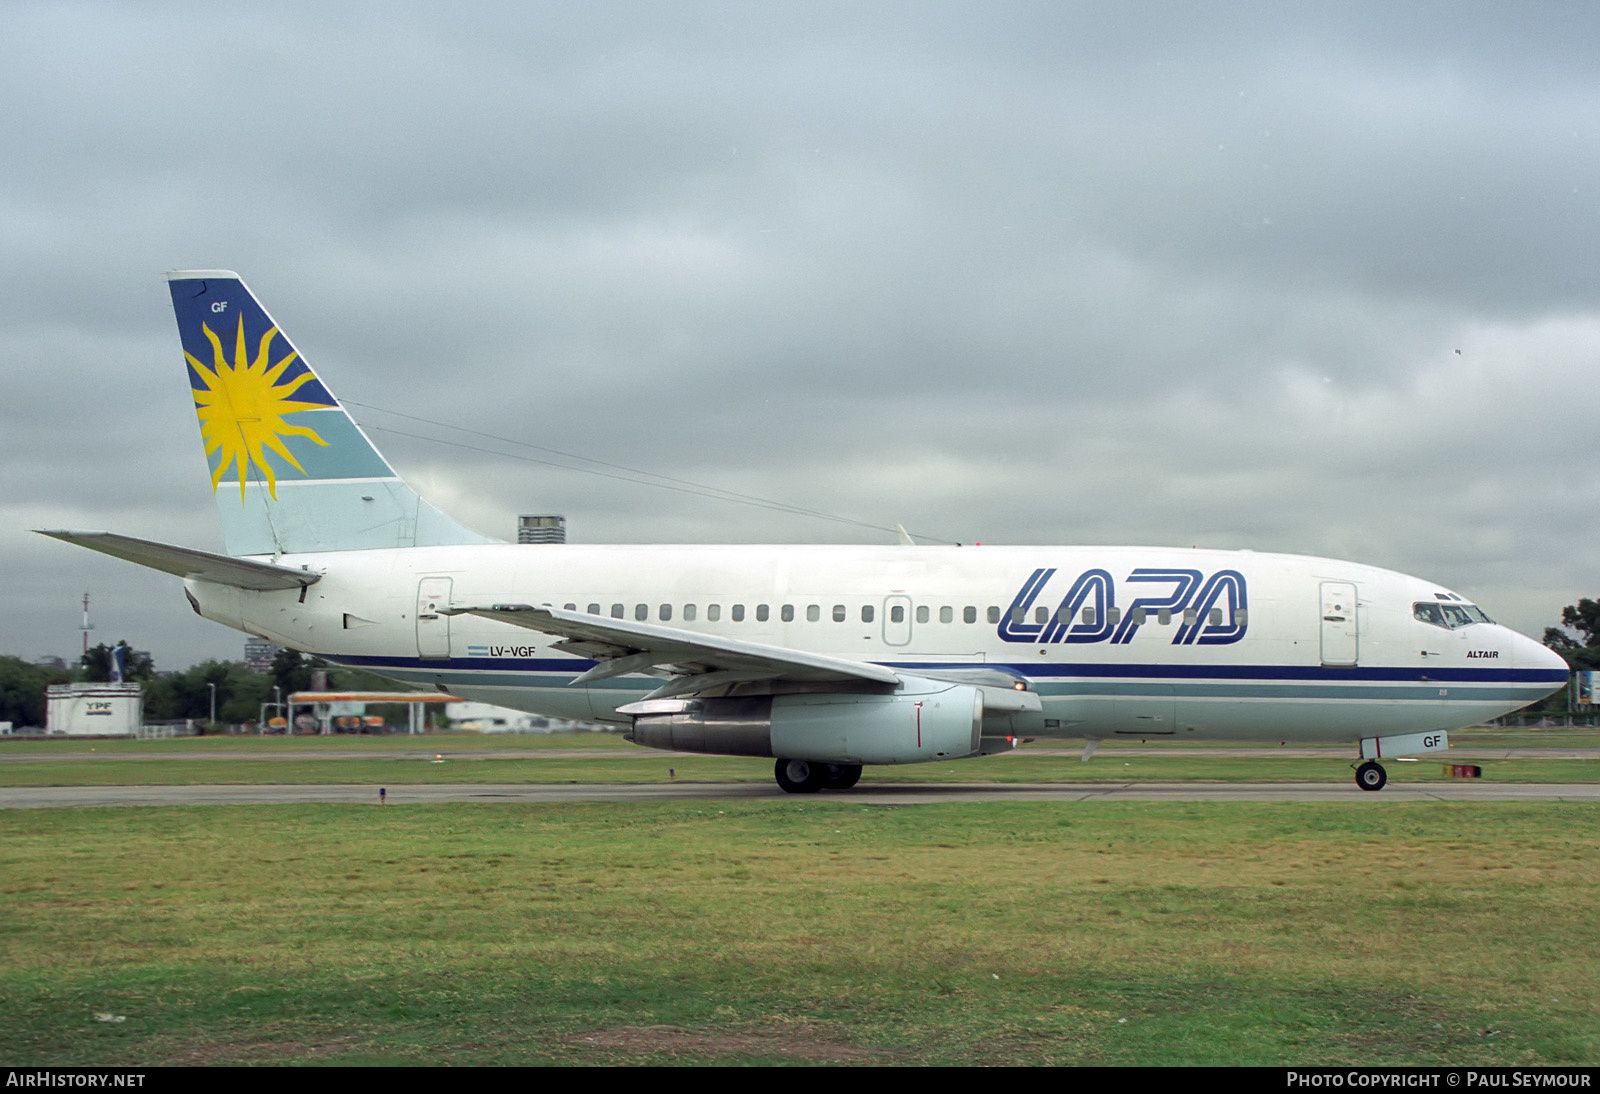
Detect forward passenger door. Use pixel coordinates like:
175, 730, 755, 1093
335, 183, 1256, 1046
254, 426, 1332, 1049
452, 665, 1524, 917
1319, 581, 1359, 667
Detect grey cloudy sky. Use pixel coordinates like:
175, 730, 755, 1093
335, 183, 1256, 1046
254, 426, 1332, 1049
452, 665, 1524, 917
3, 1, 1598, 668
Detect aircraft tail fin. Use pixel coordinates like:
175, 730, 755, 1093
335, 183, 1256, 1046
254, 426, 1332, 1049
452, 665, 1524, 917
167, 270, 496, 556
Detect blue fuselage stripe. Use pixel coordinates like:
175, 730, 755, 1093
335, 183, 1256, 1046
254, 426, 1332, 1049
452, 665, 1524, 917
322, 653, 1564, 692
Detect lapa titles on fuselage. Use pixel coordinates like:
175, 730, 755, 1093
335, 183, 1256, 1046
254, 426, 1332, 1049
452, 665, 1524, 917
998, 567, 1247, 645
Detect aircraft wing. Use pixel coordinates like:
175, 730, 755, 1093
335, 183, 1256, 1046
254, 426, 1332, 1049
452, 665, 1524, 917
444, 603, 902, 700
36, 531, 322, 592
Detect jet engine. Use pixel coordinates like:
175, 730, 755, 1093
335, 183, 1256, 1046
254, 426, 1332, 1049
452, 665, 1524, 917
623, 677, 985, 765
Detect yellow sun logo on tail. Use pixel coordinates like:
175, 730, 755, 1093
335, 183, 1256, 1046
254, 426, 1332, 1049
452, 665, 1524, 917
188, 318, 333, 500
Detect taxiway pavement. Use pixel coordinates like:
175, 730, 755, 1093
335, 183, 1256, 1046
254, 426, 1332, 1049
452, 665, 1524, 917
3, 780, 1596, 808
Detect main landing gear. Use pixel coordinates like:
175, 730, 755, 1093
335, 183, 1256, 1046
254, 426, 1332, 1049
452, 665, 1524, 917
1355, 760, 1387, 792
774, 758, 863, 794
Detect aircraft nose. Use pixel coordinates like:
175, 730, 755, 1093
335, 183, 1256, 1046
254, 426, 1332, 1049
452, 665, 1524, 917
1512, 629, 1571, 676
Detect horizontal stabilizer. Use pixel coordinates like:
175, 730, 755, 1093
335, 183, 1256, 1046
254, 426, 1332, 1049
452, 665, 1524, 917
36, 531, 321, 591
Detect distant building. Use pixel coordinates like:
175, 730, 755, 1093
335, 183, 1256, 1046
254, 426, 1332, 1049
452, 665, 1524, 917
46, 683, 143, 736
32, 655, 67, 671
517, 514, 566, 544
444, 701, 589, 733
244, 638, 282, 673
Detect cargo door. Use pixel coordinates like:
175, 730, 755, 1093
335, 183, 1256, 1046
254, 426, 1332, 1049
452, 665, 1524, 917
416, 577, 453, 660
1113, 686, 1177, 737
1320, 581, 1358, 667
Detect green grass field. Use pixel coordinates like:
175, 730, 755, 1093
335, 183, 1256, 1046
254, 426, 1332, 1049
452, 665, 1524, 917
1, 800, 1596, 1066
2, 734, 1596, 1065
1, 728, 1594, 787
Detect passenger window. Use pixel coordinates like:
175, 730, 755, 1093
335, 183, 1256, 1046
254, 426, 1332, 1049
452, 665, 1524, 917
1183, 608, 1197, 626
1034, 606, 1048, 624
781, 604, 794, 622
988, 606, 1001, 624
891, 605, 904, 623
964, 606, 976, 624
588, 603, 600, 615
1158, 609, 1171, 625
659, 604, 672, 622
732, 604, 745, 622
917, 605, 929, 624
683, 604, 697, 622
939, 606, 953, 624
563, 603, 576, 611
611, 603, 624, 619
861, 605, 874, 623
1010, 607, 1023, 625
756, 604, 769, 622
833, 604, 846, 622
807, 604, 820, 622
1209, 608, 1222, 626
1082, 607, 1096, 626
1107, 607, 1122, 625
1130, 608, 1146, 624
707, 604, 721, 622
635, 604, 648, 621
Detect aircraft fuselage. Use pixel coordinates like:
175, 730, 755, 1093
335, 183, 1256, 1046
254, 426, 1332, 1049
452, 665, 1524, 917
186, 541, 1566, 745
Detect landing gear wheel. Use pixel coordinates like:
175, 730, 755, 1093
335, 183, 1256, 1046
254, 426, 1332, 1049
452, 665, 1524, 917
1355, 761, 1387, 792
821, 763, 863, 790
775, 758, 825, 794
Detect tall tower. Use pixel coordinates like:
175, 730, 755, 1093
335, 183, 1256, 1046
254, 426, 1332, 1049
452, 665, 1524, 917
80, 592, 92, 655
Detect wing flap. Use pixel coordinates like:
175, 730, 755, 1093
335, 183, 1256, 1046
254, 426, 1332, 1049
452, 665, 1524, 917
446, 603, 902, 693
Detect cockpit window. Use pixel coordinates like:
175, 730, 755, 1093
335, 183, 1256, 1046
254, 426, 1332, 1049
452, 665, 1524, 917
1414, 601, 1494, 629
1414, 602, 1445, 627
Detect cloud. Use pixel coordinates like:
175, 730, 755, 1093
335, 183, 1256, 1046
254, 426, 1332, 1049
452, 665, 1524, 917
3, 2, 1597, 667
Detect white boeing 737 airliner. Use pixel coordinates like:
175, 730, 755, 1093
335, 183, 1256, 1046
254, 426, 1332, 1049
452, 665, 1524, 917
41, 271, 1569, 792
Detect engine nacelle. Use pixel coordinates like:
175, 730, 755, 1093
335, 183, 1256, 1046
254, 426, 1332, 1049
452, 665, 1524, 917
625, 695, 775, 757
771, 682, 984, 764
623, 677, 985, 765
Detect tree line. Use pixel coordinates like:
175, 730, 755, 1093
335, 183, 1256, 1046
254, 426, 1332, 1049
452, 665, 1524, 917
0, 643, 405, 729
1538, 598, 1600, 711
1543, 598, 1600, 669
